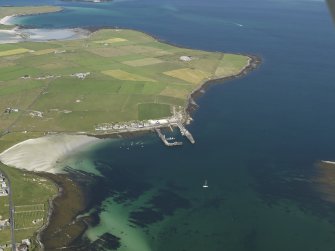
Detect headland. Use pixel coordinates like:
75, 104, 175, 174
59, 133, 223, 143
0, 5, 260, 250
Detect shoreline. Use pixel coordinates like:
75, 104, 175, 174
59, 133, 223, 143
0, 15, 15, 25
30, 53, 261, 250
0, 27, 91, 44
35, 175, 63, 251
37, 172, 90, 250
322, 160, 335, 165
0, 6, 64, 27
187, 54, 261, 115
0, 134, 102, 174
0, 16, 261, 249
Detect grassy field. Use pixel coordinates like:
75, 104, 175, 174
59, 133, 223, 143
0, 192, 10, 249
0, 29, 250, 134
0, 163, 57, 249
138, 103, 171, 120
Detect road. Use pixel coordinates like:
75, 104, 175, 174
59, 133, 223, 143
0, 168, 16, 251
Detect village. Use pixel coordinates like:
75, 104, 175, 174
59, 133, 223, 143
0, 172, 8, 197
0, 239, 32, 251
95, 106, 195, 145
0, 171, 43, 251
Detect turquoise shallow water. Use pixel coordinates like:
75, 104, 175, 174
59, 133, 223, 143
6, 0, 335, 250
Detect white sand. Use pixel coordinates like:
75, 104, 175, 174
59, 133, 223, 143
0, 28, 90, 44
0, 134, 101, 173
0, 15, 14, 25
322, 160, 335, 165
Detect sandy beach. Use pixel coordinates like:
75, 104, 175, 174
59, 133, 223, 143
0, 15, 15, 25
0, 13, 90, 44
0, 27, 90, 44
322, 160, 335, 165
0, 134, 101, 173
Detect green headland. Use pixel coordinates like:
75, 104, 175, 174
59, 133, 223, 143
0, 6, 256, 250
0, 28, 251, 134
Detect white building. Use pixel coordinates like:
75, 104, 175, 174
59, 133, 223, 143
180, 56, 192, 62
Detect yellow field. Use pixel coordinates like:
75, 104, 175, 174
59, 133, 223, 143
94, 38, 128, 44
102, 69, 156, 82
122, 58, 163, 67
0, 48, 29, 57
88, 47, 131, 57
215, 66, 241, 77
214, 54, 249, 77
160, 86, 190, 99
164, 68, 210, 84
119, 45, 172, 56
31, 48, 55, 56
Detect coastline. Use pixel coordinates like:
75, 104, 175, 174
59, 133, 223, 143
321, 160, 335, 165
34, 53, 261, 250
0, 15, 15, 25
186, 54, 261, 115
0, 13, 261, 248
0, 6, 63, 25
0, 134, 101, 174
37, 172, 90, 250
35, 181, 59, 250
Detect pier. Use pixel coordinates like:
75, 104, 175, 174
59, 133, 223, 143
177, 122, 195, 144
155, 129, 183, 147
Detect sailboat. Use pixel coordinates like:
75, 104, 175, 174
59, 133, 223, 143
203, 180, 208, 188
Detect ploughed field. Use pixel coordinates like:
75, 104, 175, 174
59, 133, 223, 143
0, 29, 250, 134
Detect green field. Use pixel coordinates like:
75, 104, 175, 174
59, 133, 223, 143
0, 29, 250, 134
0, 163, 57, 249
138, 103, 172, 120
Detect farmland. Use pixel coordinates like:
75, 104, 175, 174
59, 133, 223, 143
0, 163, 57, 249
0, 29, 251, 135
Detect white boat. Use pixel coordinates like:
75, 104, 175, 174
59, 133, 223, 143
203, 180, 208, 188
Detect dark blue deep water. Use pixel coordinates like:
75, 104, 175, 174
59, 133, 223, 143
4, 0, 335, 250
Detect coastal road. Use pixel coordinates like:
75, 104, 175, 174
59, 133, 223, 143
0, 167, 16, 251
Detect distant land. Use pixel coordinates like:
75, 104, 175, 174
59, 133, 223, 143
60, 0, 113, 2
0, 6, 62, 30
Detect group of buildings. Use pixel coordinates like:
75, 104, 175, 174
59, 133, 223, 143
0, 172, 8, 197
0, 172, 10, 248
0, 239, 31, 251
4, 108, 19, 114
95, 118, 172, 132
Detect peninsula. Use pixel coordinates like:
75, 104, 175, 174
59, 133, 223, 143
0, 6, 259, 250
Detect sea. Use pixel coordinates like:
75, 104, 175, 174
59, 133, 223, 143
3, 0, 335, 250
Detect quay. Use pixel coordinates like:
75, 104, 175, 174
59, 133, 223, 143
94, 107, 195, 146
176, 122, 195, 144
155, 128, 183, 147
